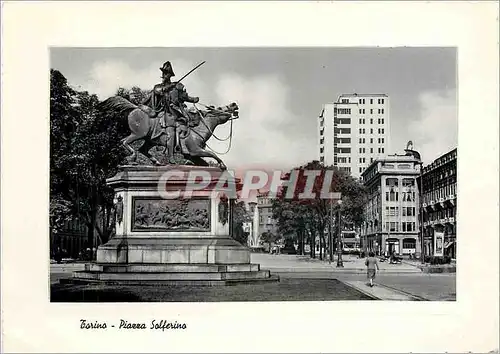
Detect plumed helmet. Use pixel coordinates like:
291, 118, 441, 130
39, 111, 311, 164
160, 61, 175, 77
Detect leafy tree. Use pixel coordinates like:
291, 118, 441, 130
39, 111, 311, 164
50, 70, 129, 249
231, 200, 251, 245
115, 86, 148, 105
272, 160, 368, 261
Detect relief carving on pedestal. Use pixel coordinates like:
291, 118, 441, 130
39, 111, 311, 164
218, 196, 229, 225
115, 195, 124, 226
132, 198, 210, 231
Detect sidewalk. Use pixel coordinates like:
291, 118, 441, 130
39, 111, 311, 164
343, 280, 424, 301
251, 254, 421, 274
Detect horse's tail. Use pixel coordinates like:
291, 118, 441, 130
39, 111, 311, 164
98, 96, 138, 116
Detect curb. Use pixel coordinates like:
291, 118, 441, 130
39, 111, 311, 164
266, 268, 422, 274
339, 281, 380, 300
375, 283, 428, 301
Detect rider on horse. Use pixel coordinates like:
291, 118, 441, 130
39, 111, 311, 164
141, 61, 200, 162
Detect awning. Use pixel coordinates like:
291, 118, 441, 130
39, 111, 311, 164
444, 241, 456, 249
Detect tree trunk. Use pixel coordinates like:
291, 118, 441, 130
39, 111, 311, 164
309, 228, 315, 259
298, 229, 304, 255
320, 236, 324, 260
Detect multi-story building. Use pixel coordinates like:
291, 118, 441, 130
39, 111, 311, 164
418, 148, 457, 259
360, 152, 421, 257
341, 221, 360, 251
50, 217, 89, 259
318, 93, 390, 177
257, 192, 279, 237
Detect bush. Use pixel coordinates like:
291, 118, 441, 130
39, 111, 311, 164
425, 256, 452, 265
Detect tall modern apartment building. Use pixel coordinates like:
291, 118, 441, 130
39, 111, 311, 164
318, 93, 391, 178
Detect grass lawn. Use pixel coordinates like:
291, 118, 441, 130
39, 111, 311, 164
51, 278, 374, 302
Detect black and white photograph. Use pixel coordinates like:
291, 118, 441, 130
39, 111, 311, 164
2, 2, 498, 353
49, 47, 458, 302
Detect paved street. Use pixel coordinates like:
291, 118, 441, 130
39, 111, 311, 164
50, 253, 455, 301
251, 254, 455, 301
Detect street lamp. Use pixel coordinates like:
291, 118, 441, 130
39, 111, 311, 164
418, 161, 425, 264
337, 199, 344, 267
404, 141, 424, 264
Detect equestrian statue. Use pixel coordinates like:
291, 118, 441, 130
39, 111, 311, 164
98, 61, 238, 170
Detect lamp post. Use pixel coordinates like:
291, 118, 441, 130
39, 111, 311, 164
386, 185, 397, 258
404, 141, 424, 264
418, 162, 425, 264
329, 198, 334, 263
336, 199, 344, 267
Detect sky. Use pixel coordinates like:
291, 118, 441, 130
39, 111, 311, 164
50, 47, 457, 169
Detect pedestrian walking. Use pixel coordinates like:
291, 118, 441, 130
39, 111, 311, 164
365, 251, 380, 287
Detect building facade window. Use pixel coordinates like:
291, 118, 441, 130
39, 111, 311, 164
385, 222, 398, 232
337, 108, 351, 114
336, 128, 351, 134
338, 118, 351, 124
403, 239, 416, 248
336, 147, 351, 154
337, 137, 351, 143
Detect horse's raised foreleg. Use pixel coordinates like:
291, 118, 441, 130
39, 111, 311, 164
187, 147, 227, 170
121, 134, 143, 164
187, 156, 209, 167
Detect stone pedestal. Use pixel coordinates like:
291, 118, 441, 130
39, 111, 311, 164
71, 165, 277, 286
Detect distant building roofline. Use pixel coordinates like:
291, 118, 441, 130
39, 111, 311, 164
360, 153, 421, 179
422, 147, 457, 173
338, 93, 389, 98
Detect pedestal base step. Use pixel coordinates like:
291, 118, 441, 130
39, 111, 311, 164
62, 274, 280, 287
84, 263, 261, 273
67, 262, 278, 286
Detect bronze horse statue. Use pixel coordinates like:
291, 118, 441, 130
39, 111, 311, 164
99, 96, 238, 169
